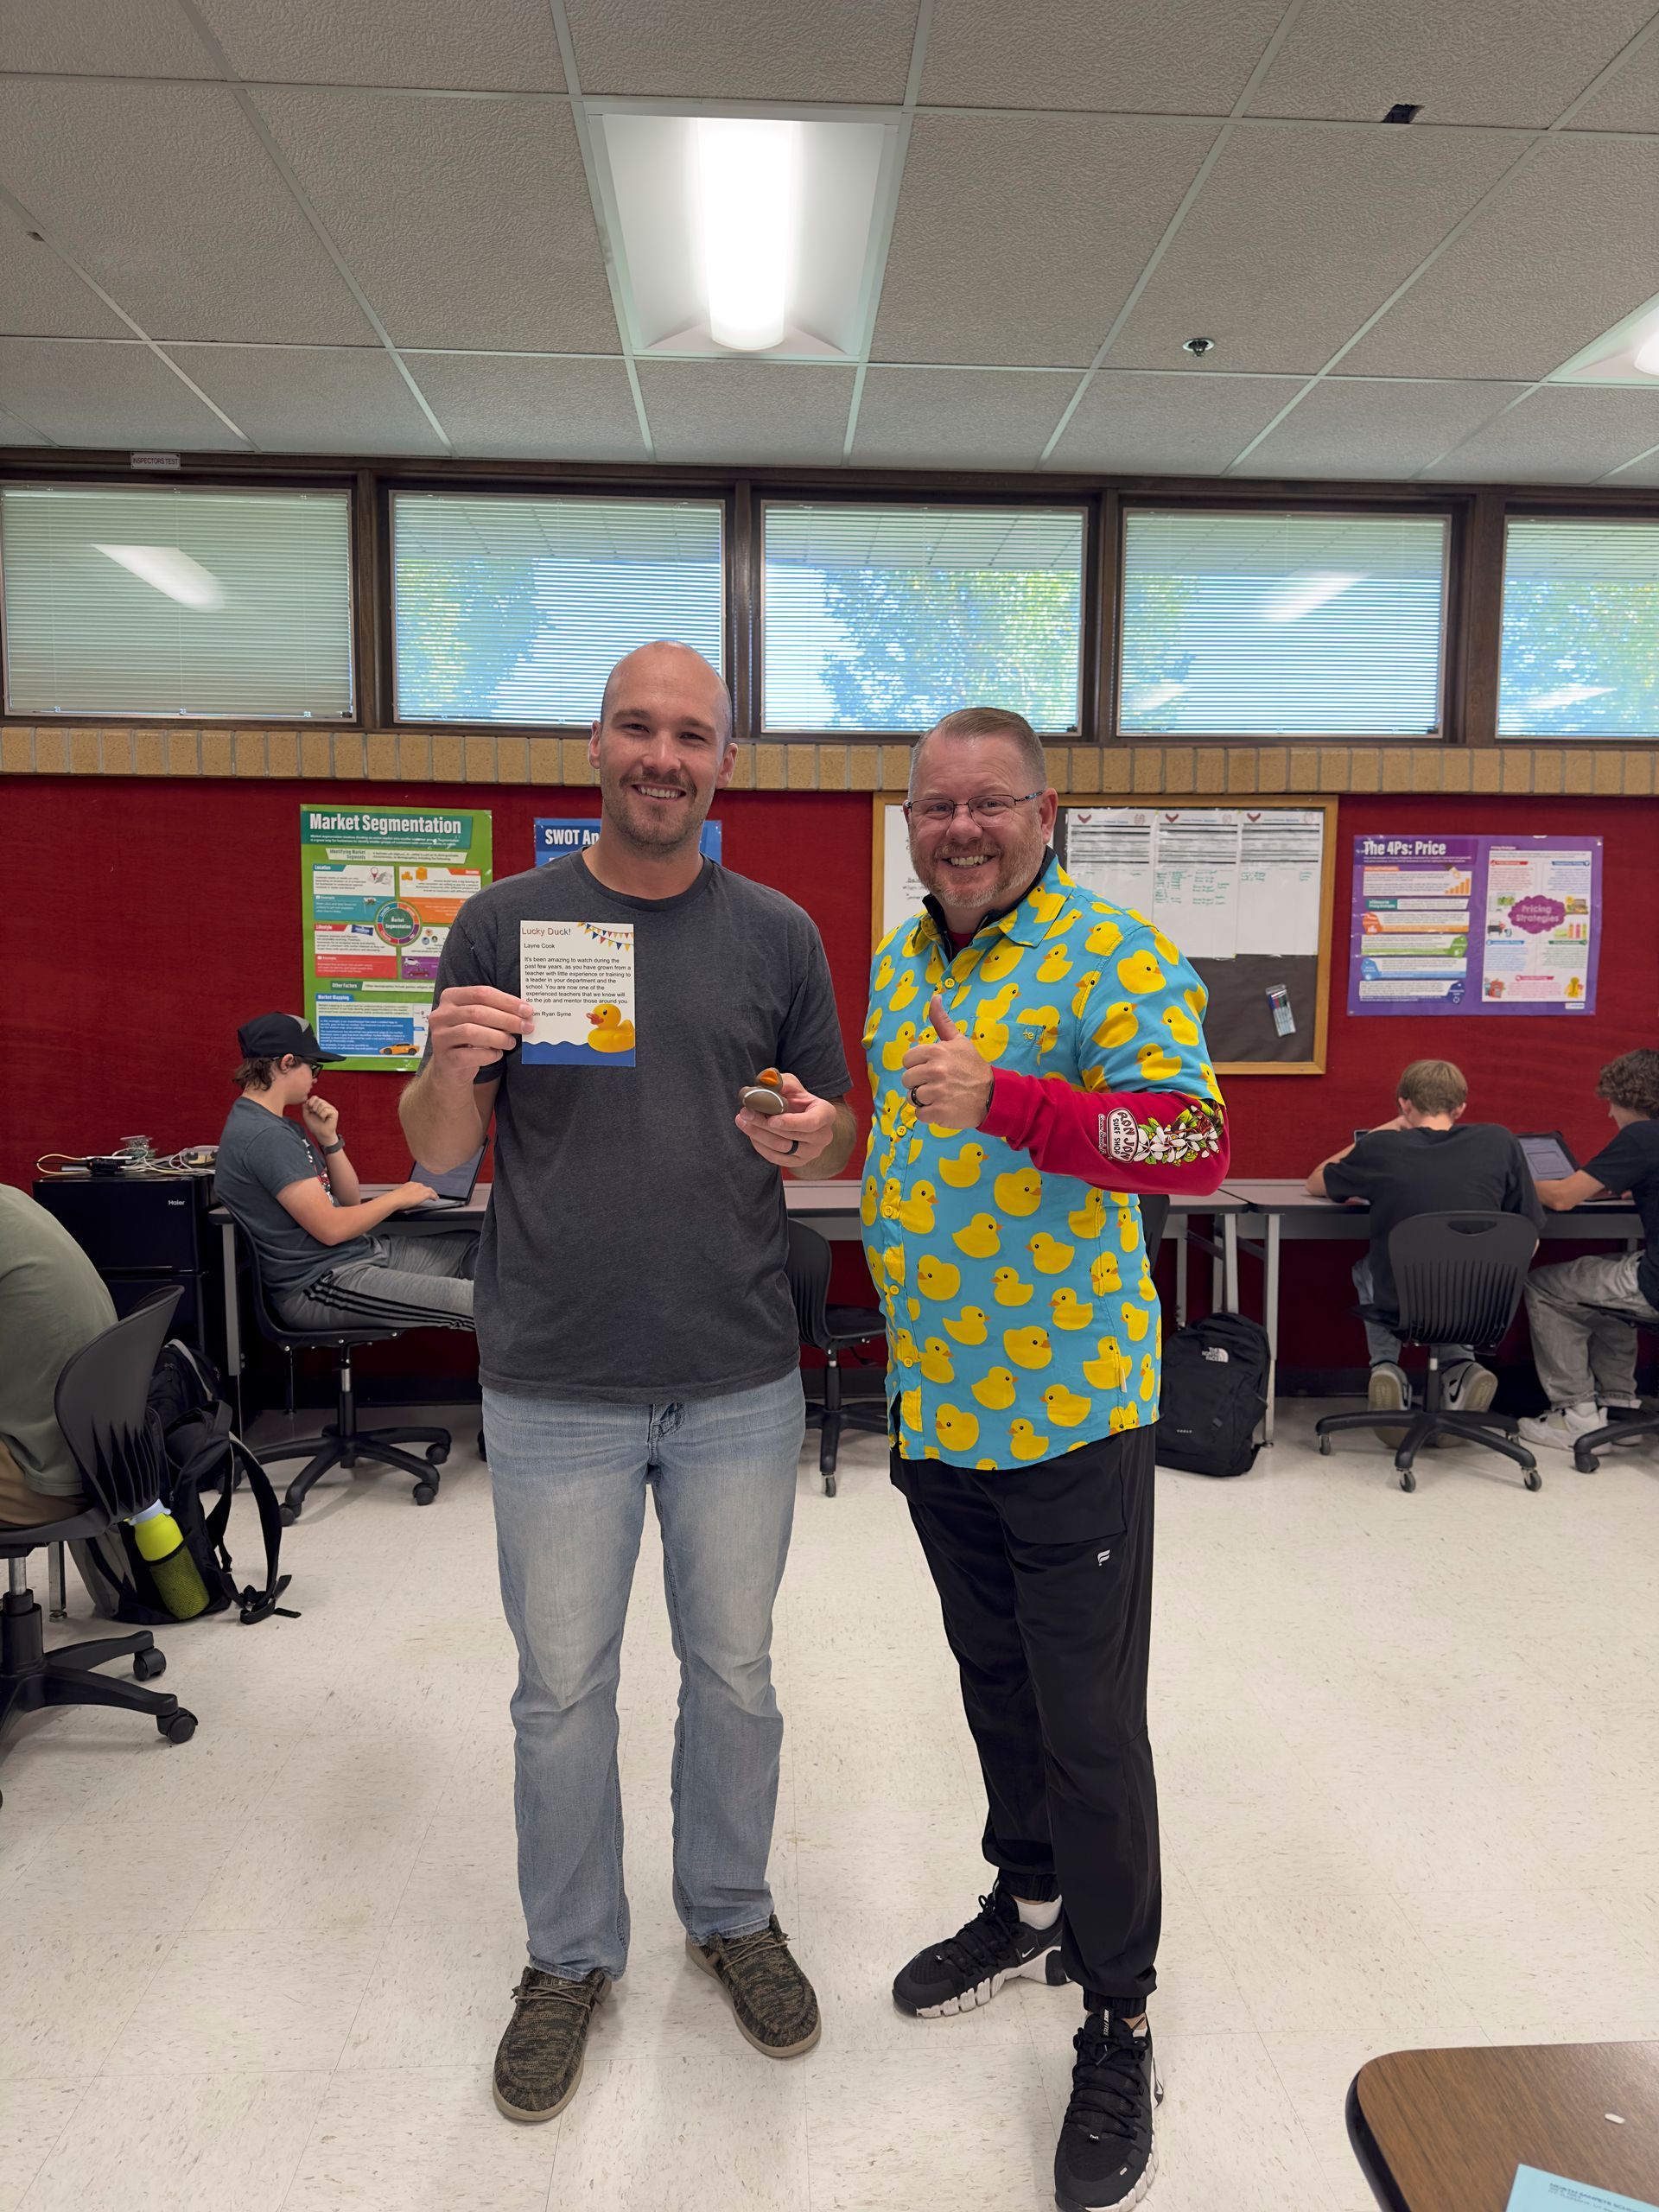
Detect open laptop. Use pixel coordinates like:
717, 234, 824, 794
405, 1141, 487, 1212
1516, 1130, 1579, 1181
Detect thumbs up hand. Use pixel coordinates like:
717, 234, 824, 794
899, 993, 995, 1132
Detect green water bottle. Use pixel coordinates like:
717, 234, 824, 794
130, 1500, 210, 1620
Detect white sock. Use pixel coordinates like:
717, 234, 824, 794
1014, 1894, 1061, 1931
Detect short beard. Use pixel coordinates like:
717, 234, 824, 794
601, 771, 708, 857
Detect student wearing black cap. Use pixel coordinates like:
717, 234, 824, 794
214, 1012, 476, 1331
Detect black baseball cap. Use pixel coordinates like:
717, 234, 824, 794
236, 1012, 343, 1064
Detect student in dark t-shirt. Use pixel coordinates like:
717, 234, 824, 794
1520, 1047, 1659, 1450
1306, 1058, 1542, 1433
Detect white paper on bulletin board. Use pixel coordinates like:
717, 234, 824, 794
878, 804, 928, 944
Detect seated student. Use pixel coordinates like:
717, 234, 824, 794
1520, 1046, 1659, 1450
1306, 1058, 1542, 1431
215, 1012, 476, 1332
0, 1184, 117, 1526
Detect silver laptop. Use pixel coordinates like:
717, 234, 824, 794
405, 1141, 486, 1211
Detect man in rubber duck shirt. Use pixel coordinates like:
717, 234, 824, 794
403, 644, 856, 2124
864, 708, 1228, 2212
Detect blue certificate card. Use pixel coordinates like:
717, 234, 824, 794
1506, 2168, 1657, 2212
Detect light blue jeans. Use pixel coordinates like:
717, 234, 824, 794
483, 1370, 805, 1980
1352, 1256, 1474, 1369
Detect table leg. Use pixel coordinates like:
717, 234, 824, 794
1224, 1213, 1238, 1313
49, 1541, 67, 1621
1175, 1224, 1189, 1330
220, 1218, 244, 1432
1263, 1214, 1280, 1445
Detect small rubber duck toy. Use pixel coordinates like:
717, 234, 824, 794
739, 1067, 786, 1116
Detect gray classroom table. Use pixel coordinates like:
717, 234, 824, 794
1222, 1179, 1642, 1444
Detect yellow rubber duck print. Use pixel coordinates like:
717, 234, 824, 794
862, 1006, 880, 1047
971, 1367, 1018, 1411
1003, 1325, 1052, 1370
1028, 886, 1066, 925
895, 1182, 937, 1234
907, 1137, 925, 1165
916, 1255, 961, 1301
1028, 1231, 1075, 1275
1084, 918, 1122, 957
899, 1387, 922, 1433
1139, 1354, 1157, 1402
1070, 971, 1101, 1019
1138, 1040, 1183, 1083
1151, 926, 1180, 964
860, 1176, 878, 1228
1043, 909, 1080, 939
907, 1297, 922, 1321
1162, 1003, 1201, 1047
919, 1338, 955, 1384
1050, 1288, 1093, 1332
938, 1142, 985, 1190
1083, 1336, 1128, 1389
881, 1021, 918, 1071
1035, 944, 1072, 983
935, 1403, 979, 1452
991, 1267, 1035, 1307
880, 1177, 902, 1220
1043, 1383, 1093, 1428
978, 939, 1024, 984
1093, 1002, 1136, 1051
1109, 1404, 1140, 1433
891, 1327, 918, 1368
1068, 1189, 1107, 1239
1117, 950, 1166, 996
1009, 1418, 1050, 1462
888, 970, 918, 1012
1122, 1300, 1151, 1342
1117, 1206, 1141, 1252
878, 1090, 906, 1140
874, 953, 895, 992
943, 1305, 989, 1345
1185, 984, 1207, 1019
951, 1213, 1001, 1260
1090, 1249, 1122, 1295
1017, 1006, 1062, 1058
881, 1245, 905, 1287
587, 1004, 635, 1053
993, 1167, 1044, 1217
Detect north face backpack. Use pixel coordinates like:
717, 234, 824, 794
74, 1339, 296, 1626
1155, 1313, 1270, 1478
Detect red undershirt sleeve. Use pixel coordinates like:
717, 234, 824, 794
979, 1069, 1230, 1196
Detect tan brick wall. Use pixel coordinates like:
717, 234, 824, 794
4, 728, 1659, 799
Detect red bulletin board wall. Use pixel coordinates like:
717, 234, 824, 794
6, 780, 1656, 1376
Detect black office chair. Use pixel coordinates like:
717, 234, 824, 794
1315, 1211, 1541, 1492
1573, 1327, 1659, 1471
231, 1223, 449, 1524
2, 1287, 196, 1801
786, 1221, 888, 1497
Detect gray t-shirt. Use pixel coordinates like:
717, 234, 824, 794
431, 855, 852, 1401
214, 1096, 374, 1293
0, 1185, 118, 1497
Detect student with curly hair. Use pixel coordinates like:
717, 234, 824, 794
1522, 1047, 1659, 1449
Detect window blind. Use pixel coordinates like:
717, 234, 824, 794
762, 503, 1084, 734
391, 493, 725, 725
1500, 519, 1659, 739
1119, 509, 1448, 737
2, 484, 353, 719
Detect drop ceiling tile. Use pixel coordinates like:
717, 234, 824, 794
0, 338, 241, 448
637, 362, 855, 463
1231, 378, 1529, 476
1603, 441, 1659, 484
409, 353, 644, 460
1566, 33, 1659, 130
872, 114, 1221, 368
252, 88, 618, 352
1111, 122, 1522, 374
193, 0, 564, 92
0, 79, 373, 343
0, 207, 128, 339
852, 368, 1073, 467
1249, 0, 1656, 125
921, 0, 1285, 113
0, 0, 215, 76
0, 403, 50, 445
1047, 370, 1301, 473
1343, 136, 1659, 379
164, 344, 447, 453
566, 0, 918, 101
1418, 385, 1659, 480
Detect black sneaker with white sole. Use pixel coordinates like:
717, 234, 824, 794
893, 1881, 1067, 2018
1053, 2010, 1161, 2210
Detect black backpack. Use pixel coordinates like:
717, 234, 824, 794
75, 1340, 296, 1627
1156, 1313, 1270, 1478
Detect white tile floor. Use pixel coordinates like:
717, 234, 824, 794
2, 1399, 1657, 2212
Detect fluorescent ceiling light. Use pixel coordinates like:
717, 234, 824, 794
1526, 683, 1614, 711
93, 543, 225, 609
695, 118, 797, 353
1130, 680, 1186, 712
1634, 331, 1659, 376
1262, 571, 1363, 623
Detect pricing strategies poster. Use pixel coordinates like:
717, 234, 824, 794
301, 806, 493, 1070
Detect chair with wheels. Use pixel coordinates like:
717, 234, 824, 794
232, 1224, 450, 1524
1573, 1324, 1659, 1471
785, 1221, 888, 1497
2, 1287, 197, 1801
1315, 1211, 1541, 1492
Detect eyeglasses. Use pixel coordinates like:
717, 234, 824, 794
903, 790, 1046, 828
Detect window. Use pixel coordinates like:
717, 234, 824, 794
1118, 508, 1449, 737
1500, 519, 1659, 738
761, 503, 1084, 734
391, 493, 724, 725
2, 483, 353, 719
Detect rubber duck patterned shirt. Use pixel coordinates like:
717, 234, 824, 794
861, 855, 1228, 1470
